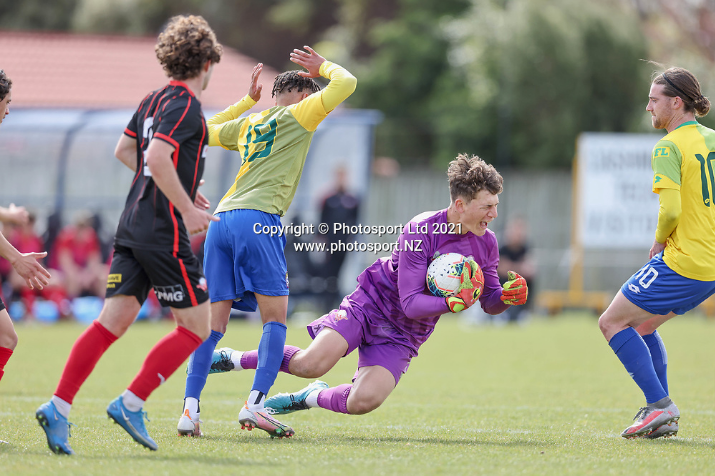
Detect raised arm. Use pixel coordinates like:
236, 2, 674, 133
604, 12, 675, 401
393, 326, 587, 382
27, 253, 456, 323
289, 47, 357, 131
290, 46, 357, 112
207, 63, 263, 148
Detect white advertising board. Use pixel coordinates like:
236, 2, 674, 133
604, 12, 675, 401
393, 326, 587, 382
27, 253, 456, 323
576, 133, 664, 249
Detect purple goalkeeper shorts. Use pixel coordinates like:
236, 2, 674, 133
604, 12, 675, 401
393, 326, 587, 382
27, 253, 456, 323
307, 301, 413, 385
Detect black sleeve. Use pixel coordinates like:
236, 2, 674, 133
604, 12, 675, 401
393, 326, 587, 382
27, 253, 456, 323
152, 96, 202, 148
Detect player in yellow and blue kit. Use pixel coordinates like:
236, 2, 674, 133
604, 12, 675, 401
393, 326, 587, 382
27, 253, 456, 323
179, 47, 356, 438
599, 66, 714, 439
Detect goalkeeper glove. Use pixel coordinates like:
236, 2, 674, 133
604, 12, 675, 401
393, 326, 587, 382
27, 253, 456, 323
446, 259, 484, 313
500, 271, 528, 305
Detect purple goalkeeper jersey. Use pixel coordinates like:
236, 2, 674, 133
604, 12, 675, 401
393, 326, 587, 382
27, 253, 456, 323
344, 209, 507, 354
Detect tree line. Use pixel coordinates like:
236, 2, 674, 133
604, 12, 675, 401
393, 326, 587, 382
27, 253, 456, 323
2, 0, 712, 169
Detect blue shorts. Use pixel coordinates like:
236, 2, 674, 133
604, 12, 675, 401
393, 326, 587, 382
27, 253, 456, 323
621, 252, 715, 315
203, 209, 288, 312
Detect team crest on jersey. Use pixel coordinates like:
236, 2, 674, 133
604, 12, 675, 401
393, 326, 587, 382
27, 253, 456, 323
333, 310, 348, 321
154, 284, 185, 302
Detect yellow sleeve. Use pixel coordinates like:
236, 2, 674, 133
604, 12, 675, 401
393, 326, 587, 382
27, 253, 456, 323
655, 188, 681, 243
289, 61, 357, 132
207, 95, 257, 148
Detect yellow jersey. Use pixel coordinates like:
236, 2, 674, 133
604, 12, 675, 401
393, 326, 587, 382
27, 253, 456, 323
652, 121, 715, 280
207, 61, 356, 217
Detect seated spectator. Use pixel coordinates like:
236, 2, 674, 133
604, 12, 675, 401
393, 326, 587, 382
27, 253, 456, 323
7, 212, 67, 319
0, 204, 29, 293
49, 211, 108, 299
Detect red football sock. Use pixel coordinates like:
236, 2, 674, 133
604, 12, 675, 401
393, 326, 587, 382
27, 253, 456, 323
127, 326, 202, 400
0, 346, 13, 383
54, 321, 118, 403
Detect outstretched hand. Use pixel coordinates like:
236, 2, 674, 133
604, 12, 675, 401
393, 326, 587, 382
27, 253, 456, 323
12, 251, 51, 290
289, 46, 325, 78
248, 63, 263, 102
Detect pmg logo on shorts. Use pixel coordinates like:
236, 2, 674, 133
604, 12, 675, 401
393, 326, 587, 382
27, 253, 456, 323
334, 310, 348, 321
154, 284, 185, 302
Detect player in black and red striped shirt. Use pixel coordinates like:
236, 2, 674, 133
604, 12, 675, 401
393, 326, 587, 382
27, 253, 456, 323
36, 15, 222, 455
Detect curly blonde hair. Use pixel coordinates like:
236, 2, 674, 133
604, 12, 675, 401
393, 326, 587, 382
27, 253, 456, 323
447, 153, 503, 202
155, 15, 222, 80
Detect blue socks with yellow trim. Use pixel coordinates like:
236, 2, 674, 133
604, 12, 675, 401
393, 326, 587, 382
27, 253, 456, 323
609, 327, 667, 404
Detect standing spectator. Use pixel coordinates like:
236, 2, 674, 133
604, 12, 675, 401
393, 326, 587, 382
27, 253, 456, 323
497, 216, 536, 323
35, 15, 221, 455
318, 166, 360, 311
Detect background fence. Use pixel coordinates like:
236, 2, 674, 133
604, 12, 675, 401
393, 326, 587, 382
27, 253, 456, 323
0, 110, 664, 314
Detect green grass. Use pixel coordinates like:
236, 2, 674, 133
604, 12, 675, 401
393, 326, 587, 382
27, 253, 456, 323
1, 313, 714, 475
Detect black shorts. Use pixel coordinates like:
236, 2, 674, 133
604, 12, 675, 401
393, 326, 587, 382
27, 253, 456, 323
106, 244, 209, 309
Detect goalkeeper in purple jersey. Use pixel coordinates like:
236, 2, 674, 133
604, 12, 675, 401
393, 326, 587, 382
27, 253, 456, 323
207, 154, 528, 419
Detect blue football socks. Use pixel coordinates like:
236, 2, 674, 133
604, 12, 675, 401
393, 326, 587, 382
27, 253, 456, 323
609, 327, 667, 404
253, 321, 287, 396
185, 330, 224, 399
641, 330, 669, 396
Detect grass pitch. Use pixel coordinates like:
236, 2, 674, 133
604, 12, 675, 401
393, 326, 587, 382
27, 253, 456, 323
1, 312, 713, 475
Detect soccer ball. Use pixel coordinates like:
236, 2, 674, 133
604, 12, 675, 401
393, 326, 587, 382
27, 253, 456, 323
426, 252, 470, 297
